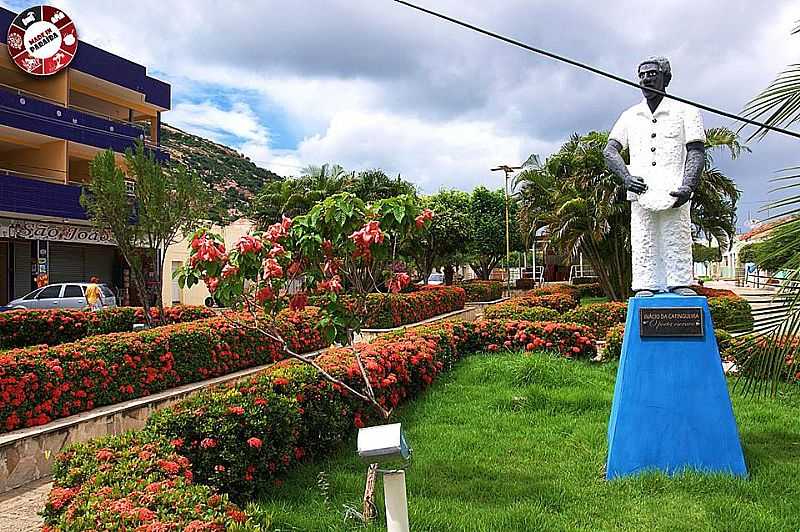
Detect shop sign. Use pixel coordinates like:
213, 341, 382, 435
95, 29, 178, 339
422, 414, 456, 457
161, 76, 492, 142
7, 6, 78, 76
0, 218, 116, 246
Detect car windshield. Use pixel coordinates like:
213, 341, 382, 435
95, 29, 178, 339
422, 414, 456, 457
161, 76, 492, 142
100, 285, 114, 298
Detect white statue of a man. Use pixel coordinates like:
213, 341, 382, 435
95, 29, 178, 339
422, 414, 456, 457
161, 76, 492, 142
603, 56, 706, 297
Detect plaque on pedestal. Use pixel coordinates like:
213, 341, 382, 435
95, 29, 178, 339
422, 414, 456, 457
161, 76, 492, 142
606, 293, 747, 479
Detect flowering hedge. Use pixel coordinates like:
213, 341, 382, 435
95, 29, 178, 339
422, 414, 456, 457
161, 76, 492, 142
456, 280, 504, 302
43, 432, 250, 531
45, 317, 595, 529
514, 292, 579, 313
0, 305, 216, 350
359, 286, 466, 328
528, 284, 580, 301
484, 303, 559, 322
602, 323, 625, 360
562, 302, 628, 337
0, 308, 328, 434
706, 296, 753, 332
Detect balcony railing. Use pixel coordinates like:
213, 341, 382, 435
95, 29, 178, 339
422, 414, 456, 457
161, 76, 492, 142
0, 87, 167, 160
0, 82, 151, 141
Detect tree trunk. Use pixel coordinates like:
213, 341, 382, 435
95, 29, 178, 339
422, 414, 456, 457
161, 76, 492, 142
443, 264, 455, 285
155, 247, 166, 324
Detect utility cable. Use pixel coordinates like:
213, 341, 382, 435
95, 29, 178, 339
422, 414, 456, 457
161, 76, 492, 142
392, 0, 800, 141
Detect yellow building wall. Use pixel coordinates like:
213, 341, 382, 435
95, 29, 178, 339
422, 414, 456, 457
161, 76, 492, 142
162, 219, 253, 307
0, 140, 67, 181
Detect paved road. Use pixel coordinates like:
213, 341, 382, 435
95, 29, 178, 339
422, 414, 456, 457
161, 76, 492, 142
0, 478, 49, 531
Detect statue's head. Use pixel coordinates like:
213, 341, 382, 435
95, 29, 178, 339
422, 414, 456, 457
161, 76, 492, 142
638, 56, 671, 101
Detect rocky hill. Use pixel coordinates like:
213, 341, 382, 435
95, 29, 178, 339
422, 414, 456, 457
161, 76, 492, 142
160, 123, 282, 221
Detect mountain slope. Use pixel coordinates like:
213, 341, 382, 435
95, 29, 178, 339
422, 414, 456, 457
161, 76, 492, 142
160, 123, 283, 220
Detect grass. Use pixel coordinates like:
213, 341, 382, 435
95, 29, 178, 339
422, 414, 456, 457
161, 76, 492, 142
247, 352, 800, 531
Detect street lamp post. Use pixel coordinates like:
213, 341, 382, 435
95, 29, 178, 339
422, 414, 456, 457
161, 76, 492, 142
491, 164, 523, 296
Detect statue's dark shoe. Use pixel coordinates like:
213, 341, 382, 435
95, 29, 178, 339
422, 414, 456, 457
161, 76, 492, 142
635, 290, 655, 297
670, 286, 696, 296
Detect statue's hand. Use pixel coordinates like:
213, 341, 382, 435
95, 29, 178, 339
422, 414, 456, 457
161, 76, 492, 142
669, 186, 693, 208
624, 175, 648, 194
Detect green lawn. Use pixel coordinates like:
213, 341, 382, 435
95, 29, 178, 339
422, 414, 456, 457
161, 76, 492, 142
247, 353, 800, 531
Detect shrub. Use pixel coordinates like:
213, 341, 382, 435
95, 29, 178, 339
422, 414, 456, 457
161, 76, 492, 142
516, 293, 579, 313
707, 296, 753, 332
43, 432, 248, 531
484, 303, 559, 322
515, 278, 539, 290
146, 385, 301, 500
0, 305, 215, 350
45, 316, 595, 528
723, 335, 800, 376
562, 302, 628, 337
575, 282, 604, 298
528, 284, 580, 301
571, 276, 597, 285
359, 286, 466, 328
603, 323, 625, 360
457, 280, 504, 302
0, 308, 328, 434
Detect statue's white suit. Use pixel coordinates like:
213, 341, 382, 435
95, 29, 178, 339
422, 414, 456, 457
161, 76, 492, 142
609, 98, 705, 292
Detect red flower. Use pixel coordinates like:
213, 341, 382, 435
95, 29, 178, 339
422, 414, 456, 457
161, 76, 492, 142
255, 285, 274, 303
415, 208, 434, 228
158, 460, 181, 474
235, 235, 263, 254
289, 293, 308, 311
226, 508, 247, 523
200, 438, 217, 449
95, 449, 114, 461
263, 258, 283, 279
387, 272, 411, 294
227, 406, 245, 415
247, 437, 262, 449
205, 276, 220, 293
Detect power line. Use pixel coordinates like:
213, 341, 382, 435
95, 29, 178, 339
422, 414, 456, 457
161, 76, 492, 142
392, 0, 800, 141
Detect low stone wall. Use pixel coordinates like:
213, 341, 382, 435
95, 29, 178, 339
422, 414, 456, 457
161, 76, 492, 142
0, 348, 327, 493
356, 306, 479, 343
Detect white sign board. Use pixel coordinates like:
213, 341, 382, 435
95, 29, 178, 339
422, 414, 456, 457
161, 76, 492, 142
0, 218, 116, 246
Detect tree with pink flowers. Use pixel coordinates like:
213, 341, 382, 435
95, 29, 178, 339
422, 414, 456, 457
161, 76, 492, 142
177, 192, 432, 417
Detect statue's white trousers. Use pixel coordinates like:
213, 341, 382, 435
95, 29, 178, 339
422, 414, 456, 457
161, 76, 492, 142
630, 201, 693, 292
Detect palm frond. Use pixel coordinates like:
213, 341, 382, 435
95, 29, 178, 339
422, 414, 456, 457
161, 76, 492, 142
741, 64, 800, 141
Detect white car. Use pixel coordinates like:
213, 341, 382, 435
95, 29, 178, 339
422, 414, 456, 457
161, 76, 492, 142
427, 273, 444, 285
6, 283, 117, 310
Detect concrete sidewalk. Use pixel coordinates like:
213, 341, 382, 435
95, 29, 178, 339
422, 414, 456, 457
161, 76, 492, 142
0, 477, 49, 531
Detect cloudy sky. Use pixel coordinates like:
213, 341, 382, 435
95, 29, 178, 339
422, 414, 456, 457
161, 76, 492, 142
5, 0, 799, 230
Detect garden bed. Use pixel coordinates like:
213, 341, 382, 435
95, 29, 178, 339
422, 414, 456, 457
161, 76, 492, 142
0, 345, 330, 493
356, 305, 479, 343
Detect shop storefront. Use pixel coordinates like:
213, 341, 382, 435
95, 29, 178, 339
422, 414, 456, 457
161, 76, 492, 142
0, 217, 121, 304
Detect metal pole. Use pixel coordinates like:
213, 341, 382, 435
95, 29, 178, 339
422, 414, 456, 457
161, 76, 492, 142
383, 471, 410, 532
504, 170, 511, 294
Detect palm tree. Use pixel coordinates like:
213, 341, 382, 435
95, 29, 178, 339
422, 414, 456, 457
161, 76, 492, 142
299, 164, 352, 205
734, 20, 800, 396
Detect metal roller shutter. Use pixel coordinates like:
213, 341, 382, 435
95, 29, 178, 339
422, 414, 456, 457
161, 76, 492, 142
49, 243, 86, 284
13, 240, 31, 298
84, 245, 114, 285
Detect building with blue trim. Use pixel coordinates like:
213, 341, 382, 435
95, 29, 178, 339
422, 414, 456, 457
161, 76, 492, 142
0, 6, 170, 305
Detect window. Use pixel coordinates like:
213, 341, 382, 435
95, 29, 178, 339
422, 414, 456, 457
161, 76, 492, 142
22, 288, 42, 300
64, 285, 84, 298
38, 285, 62, 299
100, 286, 114, 298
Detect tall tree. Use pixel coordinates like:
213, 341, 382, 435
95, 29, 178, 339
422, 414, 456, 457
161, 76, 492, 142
405, 190, 472, 283
348, 169, 416, 202
467, 187, 521, 280
81, 141, 208, 322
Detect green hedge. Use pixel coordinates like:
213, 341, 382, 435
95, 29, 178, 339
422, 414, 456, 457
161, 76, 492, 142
456, 280, 504, 302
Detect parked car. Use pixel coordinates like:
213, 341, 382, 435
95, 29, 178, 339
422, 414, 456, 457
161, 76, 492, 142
5, 283, 117, 310
427, 272, 444, 285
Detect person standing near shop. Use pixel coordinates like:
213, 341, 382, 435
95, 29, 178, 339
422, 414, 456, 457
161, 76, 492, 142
86, 276, 103, 311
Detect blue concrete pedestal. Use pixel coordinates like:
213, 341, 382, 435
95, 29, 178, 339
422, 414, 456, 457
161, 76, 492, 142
606, 294, 747, 479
